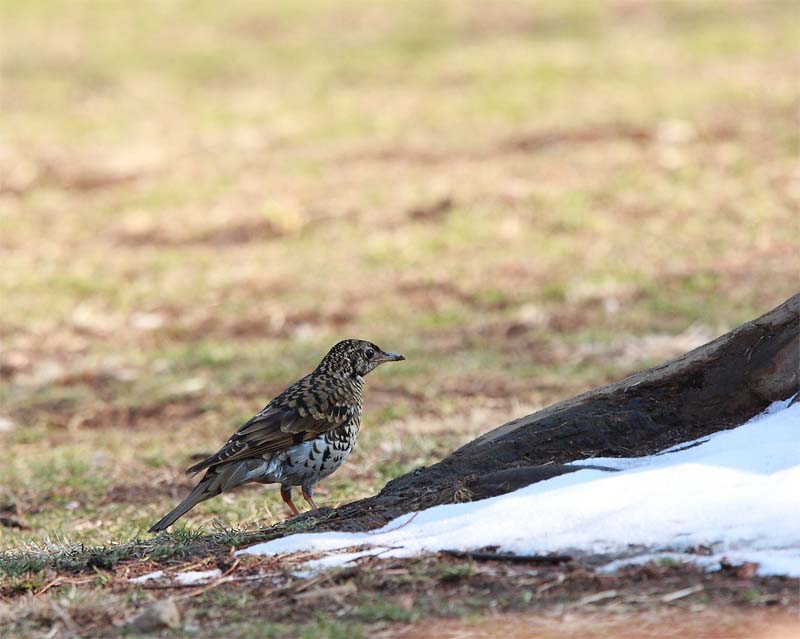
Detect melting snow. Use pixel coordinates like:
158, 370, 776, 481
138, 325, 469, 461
174, 569, 222, 585
129, 568, 221, 585
129, 570, 164, 584
239, 398, 800, 576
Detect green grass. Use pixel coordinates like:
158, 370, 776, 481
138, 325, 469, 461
352, 597, 420, 623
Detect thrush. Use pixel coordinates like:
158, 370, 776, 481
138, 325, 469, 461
148, 339, 404, 532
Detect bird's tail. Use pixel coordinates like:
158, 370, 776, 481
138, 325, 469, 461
148, 462, 254, 533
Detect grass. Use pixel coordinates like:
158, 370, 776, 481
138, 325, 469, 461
1, 0, 799, 636
0, 529, 232, 580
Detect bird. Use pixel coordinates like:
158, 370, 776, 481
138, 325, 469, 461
148, 339, 404, 532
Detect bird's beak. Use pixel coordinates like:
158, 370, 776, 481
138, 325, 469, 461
382, 352, 405, 362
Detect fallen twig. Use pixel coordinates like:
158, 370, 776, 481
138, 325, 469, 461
368, 511, 419, 534
35, 576, 93, 597
176, 559, 242, 600
578, 589, 618, 606
661, 584, 704, 602
141, 559, 242, 594
535, 573, 565, 595
440, 550, 573, 564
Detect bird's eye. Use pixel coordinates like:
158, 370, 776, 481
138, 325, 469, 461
365, 348, 375, 359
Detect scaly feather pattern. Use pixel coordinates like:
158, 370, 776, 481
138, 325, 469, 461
149, 339, 404, 532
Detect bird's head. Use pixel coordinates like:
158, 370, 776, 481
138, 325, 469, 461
319, 339, 405, 378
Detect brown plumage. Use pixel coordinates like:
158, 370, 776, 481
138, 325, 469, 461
148, 339, 404, 532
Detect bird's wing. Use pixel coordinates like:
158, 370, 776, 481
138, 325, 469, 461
185, 375, 354, 475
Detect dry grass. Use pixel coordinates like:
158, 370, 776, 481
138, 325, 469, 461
1, 0, 799, 636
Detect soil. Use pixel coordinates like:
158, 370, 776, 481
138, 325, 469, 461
127, 552, 800, 638
393, 609, 800, 639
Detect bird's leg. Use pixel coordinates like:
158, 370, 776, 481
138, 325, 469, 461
301, 486, 319, 510
280, 485, 300, 516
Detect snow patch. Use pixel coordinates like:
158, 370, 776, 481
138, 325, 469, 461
174, 569, 222, 585
599, 549, 800, 578
239, 399, 800, 577
129, 570, 164, 584
129, 568, 222, 586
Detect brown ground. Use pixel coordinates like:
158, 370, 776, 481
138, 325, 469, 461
6, 552, 795, 638
2, 1, 800, 637
398, 610, 800, 639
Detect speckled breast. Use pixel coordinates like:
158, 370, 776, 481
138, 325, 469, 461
269, 411, 362, 487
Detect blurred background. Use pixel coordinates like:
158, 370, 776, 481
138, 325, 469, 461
1, 1, 798, 547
